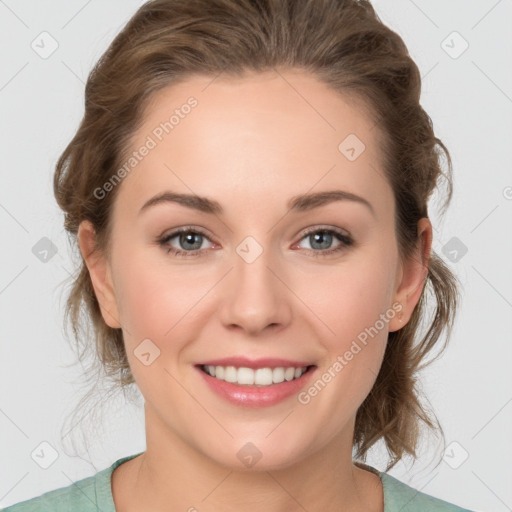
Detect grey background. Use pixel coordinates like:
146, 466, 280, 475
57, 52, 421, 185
1, 1, 511, 510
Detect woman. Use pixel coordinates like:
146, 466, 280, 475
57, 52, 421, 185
2, 0, 477, 510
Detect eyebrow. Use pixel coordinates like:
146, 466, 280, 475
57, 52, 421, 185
139, 189, 375, 217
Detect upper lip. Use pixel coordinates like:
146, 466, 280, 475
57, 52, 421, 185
195, 356, 316, 370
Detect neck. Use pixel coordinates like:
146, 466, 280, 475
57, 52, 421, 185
113, 404, 383, 512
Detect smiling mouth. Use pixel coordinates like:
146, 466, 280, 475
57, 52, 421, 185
197, 364, 317, 387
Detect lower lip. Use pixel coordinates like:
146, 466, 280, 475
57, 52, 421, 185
195, 365, 317, 408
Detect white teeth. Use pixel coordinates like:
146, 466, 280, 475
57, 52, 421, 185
255, 367, 273, 384
284, 367, 295, 381
224, 366, 237, 383
202, 365, 309, 386
273, 367, 285, 382
237, 367, 254, 385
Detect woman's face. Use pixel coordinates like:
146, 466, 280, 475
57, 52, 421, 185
80, 69, 428, 471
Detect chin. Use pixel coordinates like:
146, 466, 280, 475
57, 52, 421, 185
203, 438, 311, 473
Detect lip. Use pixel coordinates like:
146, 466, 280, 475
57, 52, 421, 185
195, 364, 317, 408
195, 356, 315, 370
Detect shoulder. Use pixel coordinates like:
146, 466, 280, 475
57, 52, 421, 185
1, 453, 143, 512
0, 473, 99, 512
0, 454, 139, 512
380, 472, 477, 512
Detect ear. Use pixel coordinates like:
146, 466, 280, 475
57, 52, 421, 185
77, 220, 122, 329
388, 217, 432, 332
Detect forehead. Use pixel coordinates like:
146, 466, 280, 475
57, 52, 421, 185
114, 69, 392, 221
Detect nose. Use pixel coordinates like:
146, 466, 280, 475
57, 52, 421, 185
218, 249, 292, 337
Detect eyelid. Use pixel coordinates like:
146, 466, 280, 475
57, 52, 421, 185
159, 225, 216, 243
158, 224, 353, 259
292, 225, 353, 251
158, 224, 351, 245
298, 224, 351, 238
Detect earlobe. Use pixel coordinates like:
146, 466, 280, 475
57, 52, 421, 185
77, 220, 122, 329
389, 218, 432, 332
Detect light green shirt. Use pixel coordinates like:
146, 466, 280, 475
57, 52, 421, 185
1, 453, 476, 511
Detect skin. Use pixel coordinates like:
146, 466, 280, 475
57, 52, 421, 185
78, 69, 431, 512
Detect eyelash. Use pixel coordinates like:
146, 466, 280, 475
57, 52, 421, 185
157, 226, 353, 258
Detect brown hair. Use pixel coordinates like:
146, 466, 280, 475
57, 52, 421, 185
54, 0, 459, 471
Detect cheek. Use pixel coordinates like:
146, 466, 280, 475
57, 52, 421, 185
301, 253, 395, 393
306, 257, 395, 342
111, 248, 219, 385
111, 221, 197, 314
113, 257, 198, 393
111, 244, 192, 341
